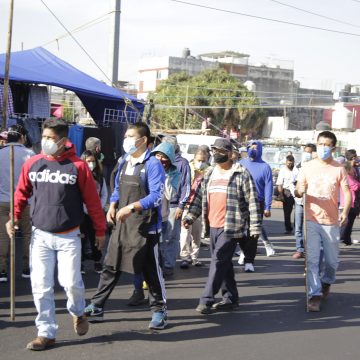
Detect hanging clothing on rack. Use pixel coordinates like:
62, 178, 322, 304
10, 82, 30, 114
22, 117, 42, 147
0, 82, 15, 124
28, 86, 50, 118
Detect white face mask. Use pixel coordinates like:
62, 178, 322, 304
41, 138, 61, 156
302, 152, 312, 162
123, 137, 139, 155
195, 161, 205, 170
88, 162, 96, 171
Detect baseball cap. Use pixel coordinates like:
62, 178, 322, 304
211, 138, 232, 152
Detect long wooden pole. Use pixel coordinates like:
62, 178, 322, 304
9, 144, 15, 320
303, 193, 309, 312
2, 0, 15, 129
183, 85, 189, 129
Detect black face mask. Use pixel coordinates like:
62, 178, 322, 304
213, 153, 229, 164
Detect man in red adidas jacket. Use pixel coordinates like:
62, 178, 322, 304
7, 118, 106, 351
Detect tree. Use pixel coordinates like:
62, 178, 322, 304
149, 68, 265, 136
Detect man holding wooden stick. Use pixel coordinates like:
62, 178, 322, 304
295, 131, 351, 312
7, 118, 106, 350
0, 125, 34, 283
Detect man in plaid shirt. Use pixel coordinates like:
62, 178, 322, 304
183, 138, 262, 314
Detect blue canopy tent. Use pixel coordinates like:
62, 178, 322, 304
0, 47, 144, 124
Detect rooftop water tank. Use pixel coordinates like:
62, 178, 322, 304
182, 48, 190, 58
316, 121, 331, 131
332, 103, 354, 131
244, 80, 256, 92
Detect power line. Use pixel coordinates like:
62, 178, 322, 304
40, 0, 140, 112
41, 12, 112, 46
153, 95, 334, 102
170, 0, 360, 37
40, 0, 111, 83
155, 104, 334, 109
268, 0, 360, 29
157, 83, 334, 97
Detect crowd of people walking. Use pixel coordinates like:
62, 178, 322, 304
0, 120, 357, 350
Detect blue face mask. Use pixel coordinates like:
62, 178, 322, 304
248, 148, 257, 159
317, 145, 333, 160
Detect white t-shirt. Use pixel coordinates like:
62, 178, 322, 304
276, 165, 296, 191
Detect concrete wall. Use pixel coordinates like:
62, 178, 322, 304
287, 108, 325, 130
168, 57, 218, 76
295, 88, 334, 106
263, 123, 360, 154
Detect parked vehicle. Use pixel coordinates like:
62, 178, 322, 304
262, 146, 302, 170
262, 146, 303, 201
176, 134, 222, 162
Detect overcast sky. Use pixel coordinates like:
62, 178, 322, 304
1, 0, 360, 92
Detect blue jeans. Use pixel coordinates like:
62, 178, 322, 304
260, 225, 269, 244
30, 227, 85, 339
294, 203, 304, 252
306, 221, 339, 298
159, 208, 181, 269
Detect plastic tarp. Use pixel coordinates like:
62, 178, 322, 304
0, 47, 144, 123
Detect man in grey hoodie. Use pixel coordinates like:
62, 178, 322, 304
0, 124, 34, 282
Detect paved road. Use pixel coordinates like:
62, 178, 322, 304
1, 208, 360, 360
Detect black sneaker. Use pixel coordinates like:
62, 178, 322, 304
22, 268, 30, 279
192, 259, 203, 267
195, 304, 212, 314
212, 300, 239, 311
180, 260, 189, 269
127, 289, 146, 306
321, 283, 331, 298
163, 267, 174, 277
84, 303, 104, 322
0, 271, 8, 283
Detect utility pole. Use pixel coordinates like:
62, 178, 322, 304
183, 85, 189, 129
2, 0, 15, 129
110, 0, 121, 87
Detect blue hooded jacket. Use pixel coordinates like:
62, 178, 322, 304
171, 153, 191, 209
151, 142, 180, 192
240, 140, 273, 211
110, 149, 165, 232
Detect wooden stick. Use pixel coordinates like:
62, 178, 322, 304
1, 0, 15, 129
9, 144, 15, 320
303, 193, 309, 312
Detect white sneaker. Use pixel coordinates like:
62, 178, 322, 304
238, 251, 245, 265
265, 243, 275, 257
244, 263, 255, 273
